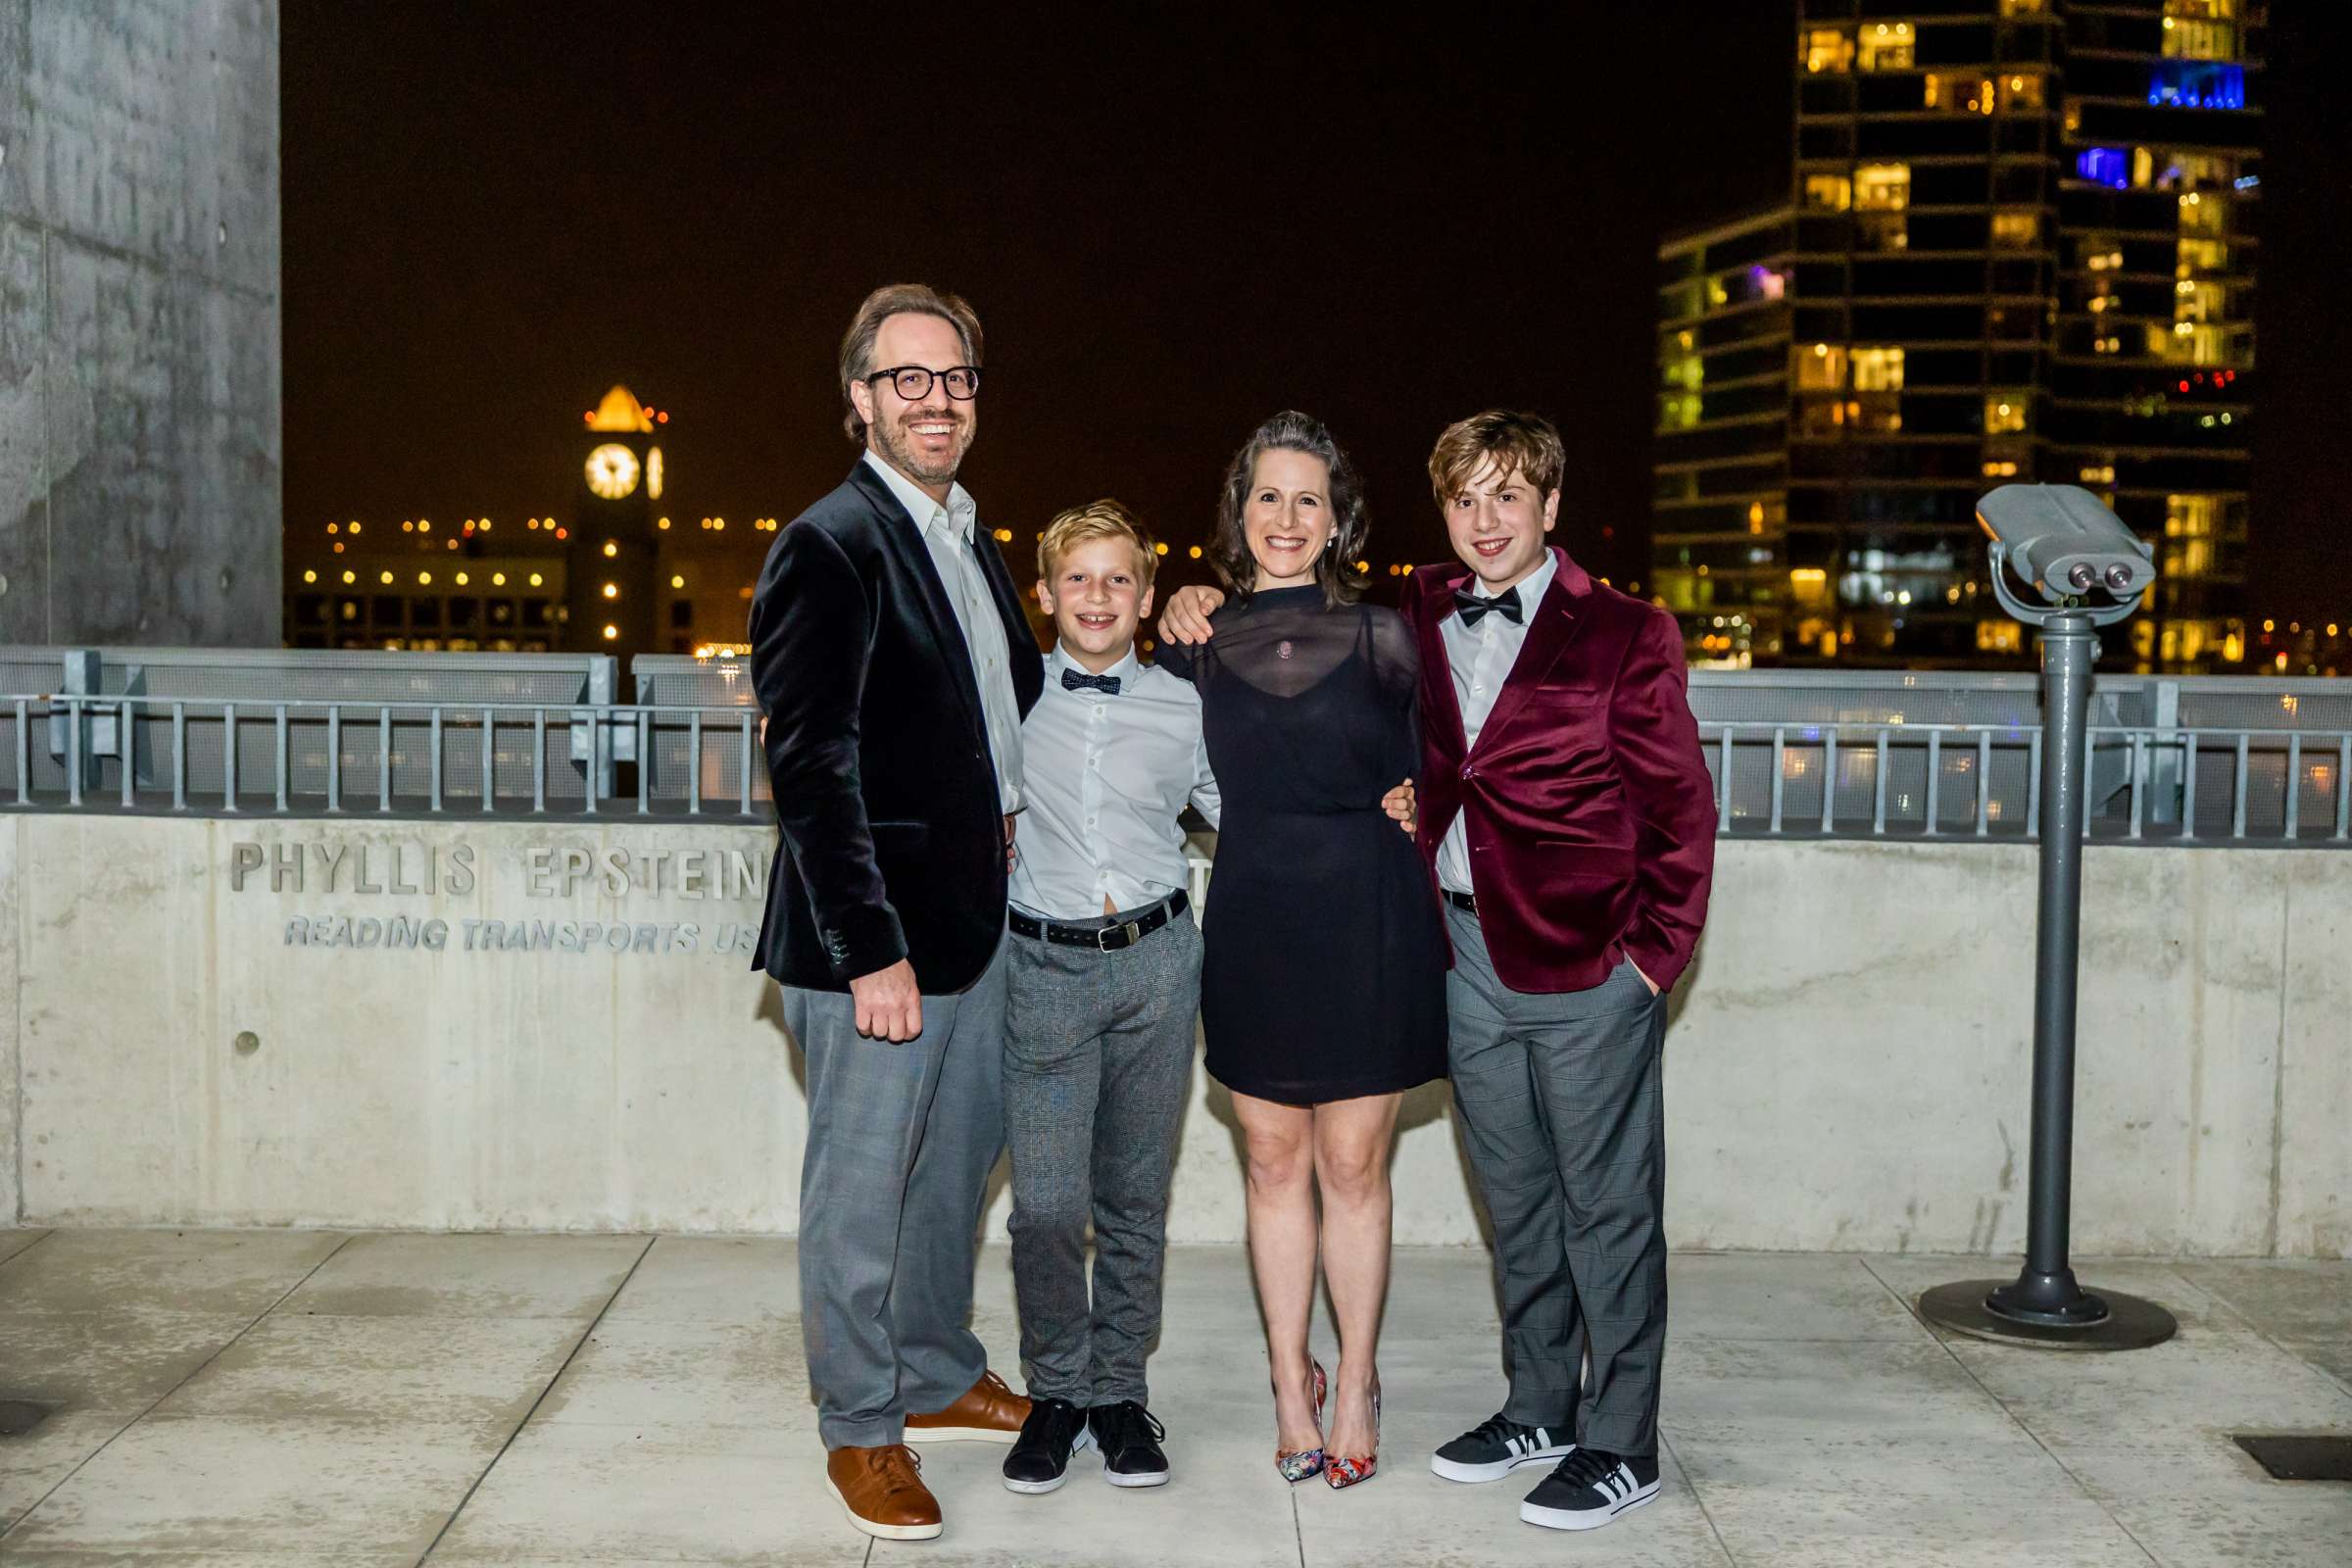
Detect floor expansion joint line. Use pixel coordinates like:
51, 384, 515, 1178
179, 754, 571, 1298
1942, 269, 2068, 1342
1657, 1427, 1741, 1567
411, 1234, 660, 1567
0, 1231, 359, 1543
1856, 1254, 2167, 1568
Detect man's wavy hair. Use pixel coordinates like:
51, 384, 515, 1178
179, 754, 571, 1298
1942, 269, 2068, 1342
1206, 410, 1370, 609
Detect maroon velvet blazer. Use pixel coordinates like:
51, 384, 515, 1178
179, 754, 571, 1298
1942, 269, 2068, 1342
1402, 547, 1718, 995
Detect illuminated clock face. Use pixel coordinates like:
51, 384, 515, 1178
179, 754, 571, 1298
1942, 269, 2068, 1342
585, 443, 641, 500
646, 446, 664, 501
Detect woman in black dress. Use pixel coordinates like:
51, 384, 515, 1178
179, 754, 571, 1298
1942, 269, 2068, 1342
1154, 411, 1446, 1490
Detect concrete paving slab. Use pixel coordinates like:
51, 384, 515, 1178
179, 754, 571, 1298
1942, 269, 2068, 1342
2281, 1340, 2352, 1394
531, 1318, 813, 1432
1663, 1474, 2154, 1568
2060, 1437, 2352, 1568
155, 1313, 584, 1427
426, 1419, 866, 1565
0, 1412, 505, 1556
275, 1234, 648, 1320
0, 1405, 145, 1532
596, 1237, 799, 1326
2175, 1259, 2352, 1345
0, 1231, 344, 1317
0, 1230, 50, 1268
1941, 1329, 2352, 1452
0, 1308, 256, 1407
1664, 1338, 2028, 1446
1669, 1252, 1931, 1343
0, 1553, 414, 1567
1296, 1439, 1732, 1568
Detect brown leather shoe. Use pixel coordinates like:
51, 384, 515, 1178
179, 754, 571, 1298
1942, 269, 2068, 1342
905, 1368, 1030, 1445
825, 1444, 942, 1542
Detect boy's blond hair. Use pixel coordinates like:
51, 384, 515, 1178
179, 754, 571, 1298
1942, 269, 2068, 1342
1037, 498, 1158, 589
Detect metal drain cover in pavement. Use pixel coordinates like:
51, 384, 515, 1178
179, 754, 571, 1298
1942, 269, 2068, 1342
0, 1400, 54, 1437
2233, 1434, 2352, 1482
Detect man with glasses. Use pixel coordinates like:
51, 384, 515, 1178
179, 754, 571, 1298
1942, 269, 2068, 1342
750, 283, 1045, 1543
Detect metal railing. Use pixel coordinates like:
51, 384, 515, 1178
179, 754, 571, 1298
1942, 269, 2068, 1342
5, 697, 770, 818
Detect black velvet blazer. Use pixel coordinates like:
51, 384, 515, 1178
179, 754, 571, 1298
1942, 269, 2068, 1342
747, 461, 1044, 994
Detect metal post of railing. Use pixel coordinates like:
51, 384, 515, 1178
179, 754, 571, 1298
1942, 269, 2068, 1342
688, 710, 703, 816
2284, 733, 2302, 841
584, 713, 600, 816
2337, 736, 2351, 842
532, 708, 548, 813
13, 698, 28, 806
120, 697, 137, 809
1873, 731, 1889, 836
221, 702, 238, 811
326, 705, 342, 812
739, 711, 755, 817
2231, 733, 2249, 841
1768, 727, 1787, 835
1924, 729, 1942, 837
171, 703, 187, 810
2027, 730, 2042, 839
65, 698, 83, 808
2128, 733, 2146, 840
636, 710, 651, 815
378, 707, 393, 813
481, 708, 497, 813
428, 707, 444, 813
273, 705, 289, 812
1976, 729, 1992, 837
1717, 729, 1734, 833
1820, 730, 1838, 835
2180, 732, 2198, 842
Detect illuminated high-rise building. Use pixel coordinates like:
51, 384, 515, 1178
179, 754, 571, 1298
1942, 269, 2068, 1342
1654, 0, 2264, 670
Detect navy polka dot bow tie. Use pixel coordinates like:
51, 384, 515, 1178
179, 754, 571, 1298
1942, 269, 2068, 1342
1454, 584, 1525, 627
1061, 668, 1121, 696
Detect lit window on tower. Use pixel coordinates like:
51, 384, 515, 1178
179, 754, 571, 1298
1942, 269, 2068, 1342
1802, 27, 1852, 74
1856, 21, 1913, 72
1803, 173, 1853, 212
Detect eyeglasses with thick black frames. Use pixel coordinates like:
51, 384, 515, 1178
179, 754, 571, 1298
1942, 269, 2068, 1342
865, 366, 981, 402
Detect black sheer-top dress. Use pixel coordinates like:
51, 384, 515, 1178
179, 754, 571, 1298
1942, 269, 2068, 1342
1155, 584, 1446, 1105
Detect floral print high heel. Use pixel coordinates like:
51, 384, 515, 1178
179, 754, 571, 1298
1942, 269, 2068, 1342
1274, 1359, 1329, 1483
1323, 1375, 1381, 1489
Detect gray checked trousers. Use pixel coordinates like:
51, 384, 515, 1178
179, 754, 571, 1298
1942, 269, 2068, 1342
1445, 902, 1669, 1458
1003, 904, 1202, 1406
782, 932, 1008, 1450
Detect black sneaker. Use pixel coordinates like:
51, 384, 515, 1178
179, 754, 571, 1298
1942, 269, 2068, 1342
1520, 1447, 1660, 1531
1002, 1397, 1092, 1494
1087, 1399, 1170, 1489
1430, 1411, 1575, 1484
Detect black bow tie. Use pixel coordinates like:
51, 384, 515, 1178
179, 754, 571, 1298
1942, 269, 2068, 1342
1454, 585, 1525, 627
1061, 667, 1121, 696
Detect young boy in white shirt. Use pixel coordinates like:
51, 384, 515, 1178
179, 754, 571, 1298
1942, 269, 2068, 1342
999, 500, 1219, 1495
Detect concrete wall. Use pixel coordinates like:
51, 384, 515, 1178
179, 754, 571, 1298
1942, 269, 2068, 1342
2, 814, 2344, 1255
0, 1, 281, 645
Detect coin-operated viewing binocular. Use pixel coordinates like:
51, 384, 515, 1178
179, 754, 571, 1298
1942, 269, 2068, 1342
1977, 483, 2155, 625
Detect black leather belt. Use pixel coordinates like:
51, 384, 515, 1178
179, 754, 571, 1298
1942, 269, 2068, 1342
1446, 890, 1478, 914
1008, 890, 1190, 953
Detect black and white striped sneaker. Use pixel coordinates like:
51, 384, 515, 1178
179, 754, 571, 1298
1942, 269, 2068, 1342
1430, 1412, 1575, 1484
1519, 1447, 1659, 1531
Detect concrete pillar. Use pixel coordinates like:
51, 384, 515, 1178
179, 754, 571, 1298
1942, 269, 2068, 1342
0, 0, 281, 647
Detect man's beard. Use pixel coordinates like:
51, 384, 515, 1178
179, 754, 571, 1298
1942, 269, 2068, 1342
874, 408, 969, 486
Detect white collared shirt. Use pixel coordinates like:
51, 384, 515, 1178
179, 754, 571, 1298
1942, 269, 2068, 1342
861, 449, 1024, 811
1437, 549, 1561, 894
1007, 643, 1221, 920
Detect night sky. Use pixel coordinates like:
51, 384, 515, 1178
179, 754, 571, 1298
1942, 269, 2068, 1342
282, 3, 2352, 623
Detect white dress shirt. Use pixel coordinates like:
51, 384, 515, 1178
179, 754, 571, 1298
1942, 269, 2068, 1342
1437, 549, 1561, 894
861, 449, 1024, 812
1007, 643, 1221, 921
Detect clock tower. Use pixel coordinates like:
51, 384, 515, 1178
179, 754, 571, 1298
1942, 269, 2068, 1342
569, 384, 665, 655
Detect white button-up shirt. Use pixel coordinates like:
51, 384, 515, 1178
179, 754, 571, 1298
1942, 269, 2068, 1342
862, 449, 1024, 812
1007, 643, 1221, 921
1437, 549, 1560, 894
